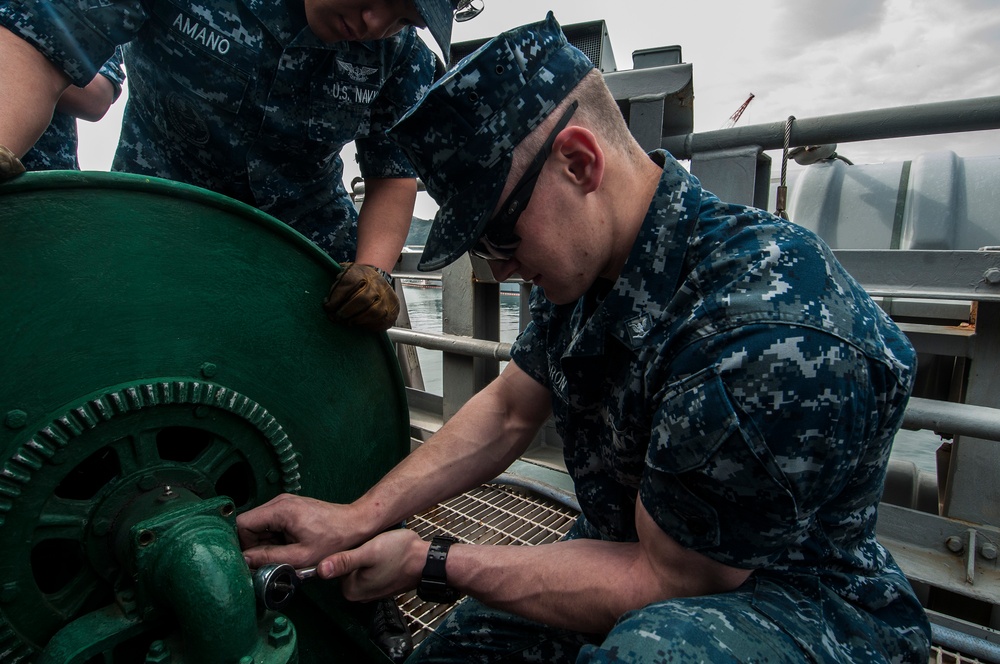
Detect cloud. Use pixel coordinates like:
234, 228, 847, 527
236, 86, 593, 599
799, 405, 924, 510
776, 0, 889, 42
956, 0, 1000, 11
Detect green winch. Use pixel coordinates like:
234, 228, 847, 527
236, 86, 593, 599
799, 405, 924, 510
0, 172, 410, 663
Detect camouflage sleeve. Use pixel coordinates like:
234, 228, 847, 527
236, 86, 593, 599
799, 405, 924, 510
97, 46, 127, 100
355, 27, 436, 180
640, 324, 884, 569
0, 0, 146, 86
19, 112, 79, 171
509, 287, 558, 390
510, 320, 549, 389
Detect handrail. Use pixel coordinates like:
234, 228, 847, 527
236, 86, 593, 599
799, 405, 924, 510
662, 95, 1000, 159
903, 397, 1000, 443
387, 328, 512, 361
388, 328, 1000, 444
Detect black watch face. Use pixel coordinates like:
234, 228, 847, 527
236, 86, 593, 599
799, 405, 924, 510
418, 579, 457, 604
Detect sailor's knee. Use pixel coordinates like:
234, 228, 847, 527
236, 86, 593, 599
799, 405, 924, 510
578, 598, 800, 664
577, 606, 723, 663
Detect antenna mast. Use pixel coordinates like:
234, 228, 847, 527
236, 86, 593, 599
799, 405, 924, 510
722, 93, 755, 128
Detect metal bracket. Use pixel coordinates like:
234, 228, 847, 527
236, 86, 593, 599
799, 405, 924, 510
878, 503, 1000, 604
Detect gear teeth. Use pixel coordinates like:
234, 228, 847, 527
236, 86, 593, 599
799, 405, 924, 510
0, 380, 302, 654
0, 623, 33, 663
0, 382, 302, 511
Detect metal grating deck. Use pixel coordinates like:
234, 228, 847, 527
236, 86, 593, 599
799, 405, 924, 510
398, 484, 984, 664
400, 483, 577, 644
930, 647, 984, 663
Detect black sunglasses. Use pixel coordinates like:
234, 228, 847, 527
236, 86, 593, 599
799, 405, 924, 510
470, 100, 579, 262
454, 0, 484, 22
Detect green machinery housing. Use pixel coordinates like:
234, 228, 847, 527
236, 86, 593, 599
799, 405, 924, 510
0, 171, 410, 663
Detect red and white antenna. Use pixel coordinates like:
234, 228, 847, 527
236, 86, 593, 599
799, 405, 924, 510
722, 93, 755, 129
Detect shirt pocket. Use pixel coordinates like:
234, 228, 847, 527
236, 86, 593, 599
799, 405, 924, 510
307, 57, 383, 144
146, 0, 252, 115
641, 367, 798, 566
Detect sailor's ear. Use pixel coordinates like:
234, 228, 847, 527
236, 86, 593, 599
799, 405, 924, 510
551, 126, 604, 195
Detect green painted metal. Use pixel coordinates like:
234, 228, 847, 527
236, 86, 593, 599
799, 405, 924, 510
38, 490, 298, 664
0, 171, 410, 661
128, 492, 261, 663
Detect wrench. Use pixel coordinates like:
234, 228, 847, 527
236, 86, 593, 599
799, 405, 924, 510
252, 563, 317, 611
252, 563, 414, 662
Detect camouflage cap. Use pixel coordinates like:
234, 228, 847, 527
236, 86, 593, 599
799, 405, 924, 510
388, 12, 595, 271
415, 0, 459, 62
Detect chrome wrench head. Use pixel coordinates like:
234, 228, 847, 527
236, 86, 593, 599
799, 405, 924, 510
253, 563, 300, 611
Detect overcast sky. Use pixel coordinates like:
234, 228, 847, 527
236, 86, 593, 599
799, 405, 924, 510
78, 0, 1000, 217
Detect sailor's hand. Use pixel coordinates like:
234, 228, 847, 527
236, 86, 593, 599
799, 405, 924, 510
318, 529, 427, 602
0, 145, 26, 181
237, 493, 367, 569
324, 262, 400, 332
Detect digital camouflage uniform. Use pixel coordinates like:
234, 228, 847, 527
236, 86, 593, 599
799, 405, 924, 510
413, 150, 932, 664
20, 49, 126, 172
0, 0, 436, 262
387, 13, 931, 664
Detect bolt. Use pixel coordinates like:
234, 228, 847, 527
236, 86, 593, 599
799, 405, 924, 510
269, 614, 293, 648
4, 410, 27, 429
145, 639, 170, 663
982, 542, 998, 561
157, 486, 178, 503
200, 362, 218, 378
117, 589, 138, 615
946, 535, 965, 553
984, 268, 1000, 285
193, 405, 210, 418
239, 657, 254, 664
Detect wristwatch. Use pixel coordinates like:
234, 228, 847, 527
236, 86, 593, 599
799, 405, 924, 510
371, 266, 394, 285
417, 535, 460, 603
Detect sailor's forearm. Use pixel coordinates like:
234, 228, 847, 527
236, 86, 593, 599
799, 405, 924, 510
0, 26, 70, 156
55, 74, 117, 122
354, 177, 417, 272
352, 365, 549, 534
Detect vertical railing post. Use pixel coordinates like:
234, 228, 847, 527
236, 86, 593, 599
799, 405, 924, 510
440, 256, 502, 422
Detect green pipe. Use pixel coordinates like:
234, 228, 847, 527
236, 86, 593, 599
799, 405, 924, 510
141, 513, 259, 663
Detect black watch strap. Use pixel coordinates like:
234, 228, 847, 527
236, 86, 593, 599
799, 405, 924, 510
371, 266, 394, 285
417, 536, 460, 603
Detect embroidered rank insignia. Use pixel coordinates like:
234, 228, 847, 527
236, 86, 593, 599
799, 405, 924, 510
337, 60, 379, 83
625, 313, 653, 347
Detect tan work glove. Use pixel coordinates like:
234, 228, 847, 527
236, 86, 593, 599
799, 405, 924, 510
323, 262, 400, 332
0, 145, 26, 181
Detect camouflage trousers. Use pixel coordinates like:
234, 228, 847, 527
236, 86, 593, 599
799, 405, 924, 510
405, 516, 930, 664
407, 517, 810, 664
406, 587, 811, 664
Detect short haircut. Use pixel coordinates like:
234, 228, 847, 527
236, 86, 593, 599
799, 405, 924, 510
509, 70, 643, 183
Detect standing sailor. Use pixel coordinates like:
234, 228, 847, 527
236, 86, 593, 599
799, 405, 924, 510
0, 0, 480, 331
